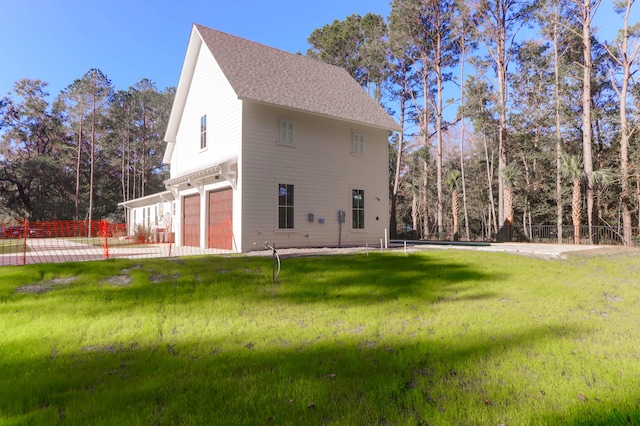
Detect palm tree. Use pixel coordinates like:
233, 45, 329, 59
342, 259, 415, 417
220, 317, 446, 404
561, 153, 584, 244
561, 152, 615, 244
444, 170, 461, 241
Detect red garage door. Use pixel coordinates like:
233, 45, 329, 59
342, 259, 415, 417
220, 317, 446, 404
182, 194, 200, 247
208, 189, 233, 250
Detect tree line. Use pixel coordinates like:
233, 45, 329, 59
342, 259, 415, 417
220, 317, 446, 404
0, 70, 174, 224
307, 0, 639, 245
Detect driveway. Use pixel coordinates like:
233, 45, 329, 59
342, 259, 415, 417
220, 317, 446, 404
248, 241, 615, 260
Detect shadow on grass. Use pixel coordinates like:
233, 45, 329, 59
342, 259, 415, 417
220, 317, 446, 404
3, 252, 504, 312
1, 323, 591, 425
262, 252, 504, 305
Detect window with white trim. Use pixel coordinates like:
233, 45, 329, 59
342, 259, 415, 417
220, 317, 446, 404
352, 189, 364, 229
200, 115, 207, 150
279, 118, 294, 145
352, 132, 364, 155
278, 184, 294, 229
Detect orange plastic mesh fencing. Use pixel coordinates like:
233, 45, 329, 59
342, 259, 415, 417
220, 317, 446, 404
0, 219, 235, 266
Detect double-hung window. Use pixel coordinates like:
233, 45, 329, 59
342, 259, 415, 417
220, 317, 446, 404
278, 184, 294, 229
352, 132, 364, 155
200, 115, 207, 150
352, 189, 364, 229
279, 118, 294, 145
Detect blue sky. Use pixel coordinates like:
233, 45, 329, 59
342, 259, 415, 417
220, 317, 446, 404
1, 0, 623, 100
1, 0, 391, 97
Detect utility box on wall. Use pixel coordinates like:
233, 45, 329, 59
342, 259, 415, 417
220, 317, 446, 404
338, 210, 346, 223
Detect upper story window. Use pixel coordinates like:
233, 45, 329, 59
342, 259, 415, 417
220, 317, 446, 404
278, 183, 294, 229
279, 118, 294, 145
352, 189, 364, 229
352, 132, 364, 155
200, 115, 207, 150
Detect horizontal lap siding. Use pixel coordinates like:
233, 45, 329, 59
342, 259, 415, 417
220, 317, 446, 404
240, 102, 389, 250
172, 43, 242, 179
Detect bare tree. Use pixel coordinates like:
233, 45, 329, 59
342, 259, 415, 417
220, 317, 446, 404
468, 0, 535, 240
566, 0, 601, 243
603, 0, 640, 246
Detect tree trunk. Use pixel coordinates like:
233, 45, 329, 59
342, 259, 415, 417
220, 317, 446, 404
88, 90, 95, 237
391, 67, 407, 238
422, 159, 429, 239
496, 0, 508, 241
504, 185, 513, 241
572, 178, 582, 244
75, 119, 83, 221
580, 0, 598, 244
451, 188, 459, 241
620, 83, 632, 246
483, 132, 498, 237
459, 32, 470, 241
553, 6, 563, 244
436, 35, 444, 239
411, 190, 419, 238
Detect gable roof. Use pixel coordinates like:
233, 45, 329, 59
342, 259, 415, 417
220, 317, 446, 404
164, 24, 399, 151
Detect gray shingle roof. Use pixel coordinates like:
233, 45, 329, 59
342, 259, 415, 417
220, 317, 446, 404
194, 24, 399, 132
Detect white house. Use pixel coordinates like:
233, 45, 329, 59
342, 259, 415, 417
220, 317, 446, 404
120, 24, 400, 252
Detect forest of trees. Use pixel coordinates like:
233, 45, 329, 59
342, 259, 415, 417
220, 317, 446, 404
1, 0, 638, 245
0, 70, 174, 224
307, 0, 640, 245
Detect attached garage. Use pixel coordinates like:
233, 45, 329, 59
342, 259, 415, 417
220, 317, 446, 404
182, 194, 200, 247
208, 188, 233, 250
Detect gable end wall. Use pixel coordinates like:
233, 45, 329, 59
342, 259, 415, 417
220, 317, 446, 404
240, 102, 390, 250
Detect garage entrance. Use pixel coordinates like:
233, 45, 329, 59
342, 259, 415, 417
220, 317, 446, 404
208, 188, 233, 250
182, 194, 200, 247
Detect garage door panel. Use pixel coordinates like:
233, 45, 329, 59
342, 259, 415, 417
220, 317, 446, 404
183, 194, 200, 247
208, 189, 233, 250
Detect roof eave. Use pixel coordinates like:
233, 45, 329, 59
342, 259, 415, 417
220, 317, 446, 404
118, 191, 175, 209
163, 25, 204, 164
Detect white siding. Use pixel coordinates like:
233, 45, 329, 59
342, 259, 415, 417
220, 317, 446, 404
170, 43, 242, 178
240, 102, 389, 250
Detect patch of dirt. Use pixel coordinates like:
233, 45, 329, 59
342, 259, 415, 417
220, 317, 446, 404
16, 277, 78, 294
49, 277, 77, 285
605, 294, 624, 302
149, 273, 178, 283
16, 284, 50, 294
102, 266, 143, 286
103, 275, 131, 286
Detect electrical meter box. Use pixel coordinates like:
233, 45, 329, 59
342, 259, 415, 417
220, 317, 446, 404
338, 210, 346, 224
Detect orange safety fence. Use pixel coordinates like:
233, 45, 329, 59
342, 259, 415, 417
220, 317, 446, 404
0, 220, 169, 266
0, 219, 238, 266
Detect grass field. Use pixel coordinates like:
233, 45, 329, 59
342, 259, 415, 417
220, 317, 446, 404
1, 249, 639, 425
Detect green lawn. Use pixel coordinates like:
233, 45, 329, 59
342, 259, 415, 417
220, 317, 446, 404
1, 249, 639, 425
